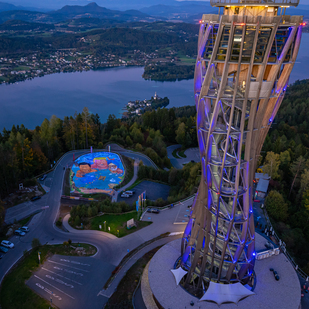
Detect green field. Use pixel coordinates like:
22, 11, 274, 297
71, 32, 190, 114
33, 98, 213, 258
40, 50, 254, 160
90, 211, 151, 237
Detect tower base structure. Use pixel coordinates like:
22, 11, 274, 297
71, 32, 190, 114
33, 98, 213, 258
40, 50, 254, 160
142, 235, 301, 309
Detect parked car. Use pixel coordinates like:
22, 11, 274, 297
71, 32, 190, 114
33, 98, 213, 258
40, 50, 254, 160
0, 246, 8, 253
125, 191, 135, 196
147, 208, 160, 214
121, 193, 130, 198
1, 240, 14, 248
40, 174, 47, 181
14, 229, 26, 236
31, 196, 41, 201
20, 226, 29, 233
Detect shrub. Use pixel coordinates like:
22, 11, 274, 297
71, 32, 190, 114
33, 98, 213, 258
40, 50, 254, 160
74, 215, 81, 227
31, 238, 41, 249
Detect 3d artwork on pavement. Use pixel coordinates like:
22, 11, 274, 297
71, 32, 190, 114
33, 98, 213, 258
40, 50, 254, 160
70, 152, 124, 195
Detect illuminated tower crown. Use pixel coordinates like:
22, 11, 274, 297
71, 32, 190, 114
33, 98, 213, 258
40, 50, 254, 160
180, 0, 303, 298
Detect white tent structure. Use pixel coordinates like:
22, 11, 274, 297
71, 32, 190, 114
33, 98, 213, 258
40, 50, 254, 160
171, 267, 187, 286
200, 282, 255, 305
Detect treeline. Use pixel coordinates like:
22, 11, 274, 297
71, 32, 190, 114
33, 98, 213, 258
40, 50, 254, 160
261, 79, 309, 272
143, 63, 194, 81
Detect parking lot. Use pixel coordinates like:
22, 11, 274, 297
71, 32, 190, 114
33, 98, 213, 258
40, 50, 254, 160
27, 255, 114, 309
174, 202, 191, 224
118, 180, 170, 205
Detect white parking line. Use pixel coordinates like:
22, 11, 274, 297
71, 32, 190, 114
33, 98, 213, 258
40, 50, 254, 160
47, 260, 89, 272
53, 266, 84, 276
45, 274, 74, 288
42, 267, 82, 285
36, 283, 62, 301
34, 275, 75, 299
60, 259, 90, 266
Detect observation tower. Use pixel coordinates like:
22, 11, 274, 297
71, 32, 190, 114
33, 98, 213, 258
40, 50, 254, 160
179, 0, 303, 299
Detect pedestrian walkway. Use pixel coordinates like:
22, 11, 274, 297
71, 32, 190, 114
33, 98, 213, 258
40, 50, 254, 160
97, 234, 181, 298
62, 214, 117, 240
112, 159, 139, 203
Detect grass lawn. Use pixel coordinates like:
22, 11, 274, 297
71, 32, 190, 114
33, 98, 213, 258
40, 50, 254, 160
90, 211, 151, 237
0, 243, 96, 309
105, 245, 162, 309
178, 149, 187, 158
172, 148, 181, 158
18, 214, 34, 227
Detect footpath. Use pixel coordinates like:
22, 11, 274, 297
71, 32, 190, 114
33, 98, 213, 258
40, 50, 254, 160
112, 159, 139, 203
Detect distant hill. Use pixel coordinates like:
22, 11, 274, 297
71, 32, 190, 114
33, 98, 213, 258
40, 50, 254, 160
3, 0, 179, 10
0, 1, 48, 12
0, 2, 162, 24
0, 19, 54, 31
139, 2, 216, 21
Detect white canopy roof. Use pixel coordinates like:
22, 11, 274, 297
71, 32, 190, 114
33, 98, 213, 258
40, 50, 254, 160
170, 267, 187, 285
200, 282, 255, 305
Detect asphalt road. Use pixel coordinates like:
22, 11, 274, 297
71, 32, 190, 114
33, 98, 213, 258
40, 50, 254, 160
167, 145, 201, 169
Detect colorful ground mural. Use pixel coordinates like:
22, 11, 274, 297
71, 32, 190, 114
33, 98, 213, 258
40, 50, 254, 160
70, 152, 125, 195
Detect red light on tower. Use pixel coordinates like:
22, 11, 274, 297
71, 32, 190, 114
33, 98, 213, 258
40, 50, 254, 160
199, 20, 202, 24
301, 22, 306, 26
239, 23, 246, 26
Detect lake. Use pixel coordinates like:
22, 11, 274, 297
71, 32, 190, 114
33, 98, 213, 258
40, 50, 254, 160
1, 33, 309, 130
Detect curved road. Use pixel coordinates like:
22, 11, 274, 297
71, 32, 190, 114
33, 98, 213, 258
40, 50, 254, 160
0, 149, 185, 308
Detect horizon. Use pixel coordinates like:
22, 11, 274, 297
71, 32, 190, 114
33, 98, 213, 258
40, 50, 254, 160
3, 0, 309, 10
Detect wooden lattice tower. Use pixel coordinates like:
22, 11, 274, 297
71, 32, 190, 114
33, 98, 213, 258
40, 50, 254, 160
180, 0, 303, 296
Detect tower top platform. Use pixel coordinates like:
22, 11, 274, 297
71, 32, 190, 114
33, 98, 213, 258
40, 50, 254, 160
210, 0, 299, 7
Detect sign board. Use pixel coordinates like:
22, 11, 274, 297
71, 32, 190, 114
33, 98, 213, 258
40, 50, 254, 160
136, 201, 139, 212
127, 218, 135, 229
19, 183, 23, 190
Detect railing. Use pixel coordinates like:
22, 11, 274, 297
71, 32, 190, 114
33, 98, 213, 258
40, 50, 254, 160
210, 0, 299, 6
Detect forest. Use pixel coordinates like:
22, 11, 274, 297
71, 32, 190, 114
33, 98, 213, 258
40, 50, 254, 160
261, 79, 309, 273
0, 22, 198, 57
143, 63, 194, 81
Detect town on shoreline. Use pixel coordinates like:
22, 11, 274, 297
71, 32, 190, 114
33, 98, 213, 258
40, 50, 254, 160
122, 92, 169, 118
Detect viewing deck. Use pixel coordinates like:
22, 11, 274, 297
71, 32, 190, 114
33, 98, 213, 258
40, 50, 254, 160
210, 0, 299, 7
